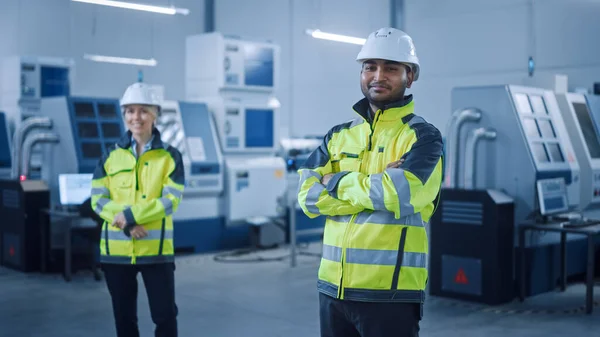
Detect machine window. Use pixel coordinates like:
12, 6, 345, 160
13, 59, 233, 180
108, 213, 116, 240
98, 103, 118, 119
537, 119, 556, 138
573, 102, 600, 159
522, 118, 540, 138
245, 109, 274, 148
77, 122, 99, 138
529, 95, 547, 114
532, 143, 549, 163
74, 102, 95, 118
101, 123, 122, 138
514, 93, 532, 114
81, 143, 103, 159
547, 143, 564, 162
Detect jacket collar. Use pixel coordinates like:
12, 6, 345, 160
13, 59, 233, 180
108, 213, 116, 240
352, 94, 414, 122
117, 127, 165, 150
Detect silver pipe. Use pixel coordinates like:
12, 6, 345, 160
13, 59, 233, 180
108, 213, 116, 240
443, 108, 482, 188
11, 117, 53, 179
463, 127, 497, 190
21, 133, 60, 178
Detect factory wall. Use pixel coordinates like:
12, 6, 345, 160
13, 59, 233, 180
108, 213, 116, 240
215, 0, 390, 139
0, 0, 205, 101
404, 0, 600, 135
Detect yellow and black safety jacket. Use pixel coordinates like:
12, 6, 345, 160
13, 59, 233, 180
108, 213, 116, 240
91, 128, 185, 265
297, 95, 443, 303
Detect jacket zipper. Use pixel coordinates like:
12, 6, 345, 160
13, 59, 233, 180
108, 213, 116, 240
367, 109, 382, 151
128, 149, 152, 263
338, 213, 358, 299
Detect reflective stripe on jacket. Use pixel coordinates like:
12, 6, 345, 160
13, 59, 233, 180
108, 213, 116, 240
91, 127, 185, 264
297, 95, 443, 303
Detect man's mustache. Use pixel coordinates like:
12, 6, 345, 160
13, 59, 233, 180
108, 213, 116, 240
369, 82, 391, 89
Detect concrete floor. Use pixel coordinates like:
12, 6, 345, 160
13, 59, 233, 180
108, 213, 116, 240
1, 243, 599, 337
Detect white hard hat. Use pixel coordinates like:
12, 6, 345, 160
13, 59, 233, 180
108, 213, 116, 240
120, 82, 162, 112
356, 28, 420, 81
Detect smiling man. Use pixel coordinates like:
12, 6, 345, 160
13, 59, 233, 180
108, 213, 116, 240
297, 28, 443, 337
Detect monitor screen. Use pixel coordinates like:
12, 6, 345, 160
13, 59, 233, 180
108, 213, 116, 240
245, 109, 274, 148
536, 178, 569, 216
0, 113, 11, 168
244, 46, 274, 87
572, 102, 600, 159
58, 174, 93, 205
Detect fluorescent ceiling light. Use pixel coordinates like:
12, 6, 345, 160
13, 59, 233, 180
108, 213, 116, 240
305, 29, 366, 45
84, 54, 158, 67
72, 0, 190, 16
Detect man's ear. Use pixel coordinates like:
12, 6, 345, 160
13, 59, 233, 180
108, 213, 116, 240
405, 67, 414, 88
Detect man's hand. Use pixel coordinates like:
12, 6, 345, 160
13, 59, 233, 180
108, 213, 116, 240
112, 212, 127, 229
386, 158, 405, 169
129, 226, 148, 240
321, 173, 335, 185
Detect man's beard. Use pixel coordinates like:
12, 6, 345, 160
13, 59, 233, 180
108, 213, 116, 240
362, 77, 408, 109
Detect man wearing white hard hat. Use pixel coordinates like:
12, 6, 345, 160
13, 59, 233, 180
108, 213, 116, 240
91, 82, 185, 337
297, 28, 443, 336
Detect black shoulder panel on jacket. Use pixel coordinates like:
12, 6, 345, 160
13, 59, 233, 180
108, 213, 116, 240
92, 143, 119, 180
165, 145, 185, 185
399, 115, 444, 184
300, 119, 362, 170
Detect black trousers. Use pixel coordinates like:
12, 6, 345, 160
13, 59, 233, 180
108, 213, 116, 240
319, 293, 421, 337
102, 263, 178, 337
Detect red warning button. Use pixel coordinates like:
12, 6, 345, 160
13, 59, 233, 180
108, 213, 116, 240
454, 268, 469, 284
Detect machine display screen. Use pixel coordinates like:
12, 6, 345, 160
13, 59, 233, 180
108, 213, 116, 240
532, 143, 549, 163
573, 102, 600, 159
537, 119, 556, 138
74, 102, 95, 118
81, 143, 103, 159
101, 123, 122, 138
245, 109, 274, 148
523, 118, 540, 138
515, 94, 532, 114
547, 143, 564, 162
98, 103, 118, 119
40, 66, 70, 97
529, 95, 547, 114
0, 114, 11, 168
77, 122, 99, 138
543, 196, 566, 213
244, 45, 274, 87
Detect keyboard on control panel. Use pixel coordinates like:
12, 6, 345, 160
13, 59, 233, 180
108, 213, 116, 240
562, 219, 600, 228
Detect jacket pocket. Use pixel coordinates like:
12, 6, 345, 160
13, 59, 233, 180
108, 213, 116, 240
330, 146, 363, 173
391, 226, 408, 289
106, 165, 135, 189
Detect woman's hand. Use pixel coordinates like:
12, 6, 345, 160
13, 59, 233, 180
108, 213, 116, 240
130, 226, 148, 239
112, 212, 127, 229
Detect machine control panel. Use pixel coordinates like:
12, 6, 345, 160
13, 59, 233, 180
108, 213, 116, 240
536, 178, 569, 216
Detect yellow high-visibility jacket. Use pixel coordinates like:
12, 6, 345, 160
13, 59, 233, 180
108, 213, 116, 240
297, 95, 443, 303
91, 128, 185, 265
